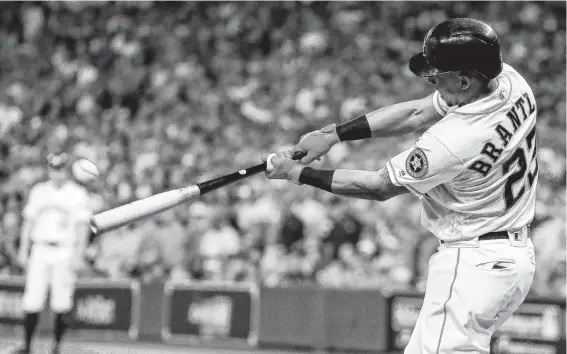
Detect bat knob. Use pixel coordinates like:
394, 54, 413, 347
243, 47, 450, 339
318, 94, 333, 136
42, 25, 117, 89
266, 153, 277, 172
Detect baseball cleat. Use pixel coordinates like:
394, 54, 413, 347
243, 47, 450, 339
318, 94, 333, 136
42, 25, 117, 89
50, 344, 61, 354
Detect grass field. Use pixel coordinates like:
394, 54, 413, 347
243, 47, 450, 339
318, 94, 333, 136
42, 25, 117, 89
0, 337, 401, 354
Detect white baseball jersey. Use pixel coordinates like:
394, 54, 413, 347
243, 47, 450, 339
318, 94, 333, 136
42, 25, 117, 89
387, 63, 537, 242
23, 180, 92, 245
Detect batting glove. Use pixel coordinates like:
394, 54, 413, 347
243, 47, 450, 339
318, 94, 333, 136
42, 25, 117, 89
262, 151, 305, 184
290, 124, 341, 164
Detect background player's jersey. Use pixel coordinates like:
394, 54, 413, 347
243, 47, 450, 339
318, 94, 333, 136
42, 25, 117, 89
387, 64, 537, 242
23, 180, 92, 245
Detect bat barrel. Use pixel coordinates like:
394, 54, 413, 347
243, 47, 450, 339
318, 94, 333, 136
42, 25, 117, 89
89, 151, 305, 235
90, 208, 153, 235
90, 211, 136, 235
90, 185, 201, 234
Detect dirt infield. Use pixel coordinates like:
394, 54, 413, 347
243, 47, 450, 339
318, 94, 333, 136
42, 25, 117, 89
0, 337, 401, 354
0, 338, 298, 354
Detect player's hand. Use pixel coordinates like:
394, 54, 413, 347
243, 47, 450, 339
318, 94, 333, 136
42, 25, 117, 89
290, 124, 341, 164
262, 151, 305, 184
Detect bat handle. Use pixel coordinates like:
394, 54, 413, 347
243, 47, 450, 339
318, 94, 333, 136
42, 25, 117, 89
197, 150, 306, 195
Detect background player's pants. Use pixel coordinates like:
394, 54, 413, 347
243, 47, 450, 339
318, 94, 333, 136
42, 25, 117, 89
404, 234, 536, 354
22, 244, 77, 313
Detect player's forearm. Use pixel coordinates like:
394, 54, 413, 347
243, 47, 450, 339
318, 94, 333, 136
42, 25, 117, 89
337, 99, 433, 141
298, 167, 408, 201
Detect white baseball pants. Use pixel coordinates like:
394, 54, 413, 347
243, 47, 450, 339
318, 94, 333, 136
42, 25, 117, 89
404, 235, 536, 354
22, 244, 77, 313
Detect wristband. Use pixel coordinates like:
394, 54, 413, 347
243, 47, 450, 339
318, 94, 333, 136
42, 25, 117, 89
336, 115, 372, 141
299, 168, 335, 192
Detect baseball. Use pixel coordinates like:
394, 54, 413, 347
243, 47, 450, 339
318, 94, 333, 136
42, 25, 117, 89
72, 158, 100, 183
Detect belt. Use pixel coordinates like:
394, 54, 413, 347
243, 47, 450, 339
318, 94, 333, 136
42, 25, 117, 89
33, 241, 62, 247
477, 231, 510, 241
440, 230, 527, 244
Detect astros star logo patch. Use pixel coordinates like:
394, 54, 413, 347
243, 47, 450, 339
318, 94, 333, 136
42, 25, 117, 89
405, 148, 428, 179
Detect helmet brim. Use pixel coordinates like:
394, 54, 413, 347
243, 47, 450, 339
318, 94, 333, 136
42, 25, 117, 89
409, 53, 448, 77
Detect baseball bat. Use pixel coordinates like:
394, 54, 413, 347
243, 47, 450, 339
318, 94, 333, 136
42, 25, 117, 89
89, 151, 305, 235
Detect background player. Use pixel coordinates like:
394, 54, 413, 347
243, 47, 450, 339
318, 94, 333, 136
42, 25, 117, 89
264, 18, 537, 354
14, 153, 93, 354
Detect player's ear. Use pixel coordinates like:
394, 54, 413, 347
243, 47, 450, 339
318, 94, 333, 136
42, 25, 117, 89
458, 74, 471, 90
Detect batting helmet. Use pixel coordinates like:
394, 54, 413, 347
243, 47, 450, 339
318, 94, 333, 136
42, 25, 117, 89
409, 18, 502, 80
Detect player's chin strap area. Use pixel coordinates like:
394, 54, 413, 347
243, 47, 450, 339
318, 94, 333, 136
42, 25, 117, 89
440, 224, 530, 247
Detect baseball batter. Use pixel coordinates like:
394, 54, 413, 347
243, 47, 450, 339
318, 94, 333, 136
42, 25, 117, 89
264, 18, 537, 354
14, 153, 92, 354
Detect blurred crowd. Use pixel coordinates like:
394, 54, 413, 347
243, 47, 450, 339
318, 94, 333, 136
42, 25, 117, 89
0, 2, 564, 298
